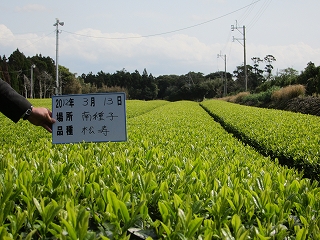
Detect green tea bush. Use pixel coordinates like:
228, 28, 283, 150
201, 99, 320, 178
1, 99, 320, 239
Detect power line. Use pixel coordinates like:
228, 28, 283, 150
0, 29, 54, 40
247, 0, 272, 31
63, 0, 262, 40
18, 30, 55, 51
220, 31, 232, 55
10, 30, 52, 35
237, 0, 257, 24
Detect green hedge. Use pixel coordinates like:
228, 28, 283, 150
201, 99, 320, 179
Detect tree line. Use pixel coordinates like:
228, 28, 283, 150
1, 48, 320, 100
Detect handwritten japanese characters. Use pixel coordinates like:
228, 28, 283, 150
52, 93, 127, 144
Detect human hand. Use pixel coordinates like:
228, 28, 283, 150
27, 107, 56, 133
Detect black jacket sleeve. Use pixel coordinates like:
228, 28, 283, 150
0, 78, 32, 123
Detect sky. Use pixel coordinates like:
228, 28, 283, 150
1, 0, 320, 77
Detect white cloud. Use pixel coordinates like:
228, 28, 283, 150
0, 24, 14, 39
1, 23, 320, 76
59, 30, 224, 75
247, 43, 320, 73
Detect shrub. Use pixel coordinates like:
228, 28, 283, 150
226, 92, 250, 103
242, 86, 281, 105
271, 84, 306, 102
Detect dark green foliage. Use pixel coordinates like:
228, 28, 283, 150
241, 86, 280, 105
2, 48, 320, 99
297, 62, 320, 96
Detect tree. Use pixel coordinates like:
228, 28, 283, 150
22, 74, 31, 98
8, 49, 29, 93
128, 70, 142, 99
37, 71, 54, 98
273, 67, 299, 87
199, 78, 224, 99
0, 55, 11, 84
113, 69, 131, 88
155, 74, 181, 100
140, 69, 158, 100
264, 55, 276, 80
29, 55, 55, 98
59, 66, 81, 94
251, 57, 264, 86
297, 62, 320, 95
233, 65, 256, 92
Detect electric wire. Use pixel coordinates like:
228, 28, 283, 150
62, 0, 263, 40
1, 0, 271, 76
247, 0, 272, 31
0, 30, 53, 40
0, 30, 56, 54
221, 31, 232, 54
18, 30, 55, 50
226, 0, 272, 70
237, 0, 257, 25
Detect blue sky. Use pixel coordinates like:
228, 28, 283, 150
1, 0, 319, 76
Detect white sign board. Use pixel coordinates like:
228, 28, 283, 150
52, 93, 127, 144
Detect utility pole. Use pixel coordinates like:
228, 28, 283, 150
53, 18, 64, 95
217, 52, 227, 96
231, 20, 247, 91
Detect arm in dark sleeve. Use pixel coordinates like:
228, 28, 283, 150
0, 78, 32, 123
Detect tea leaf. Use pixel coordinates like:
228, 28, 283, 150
119, 200, 130, 224
187, 217, 203, 238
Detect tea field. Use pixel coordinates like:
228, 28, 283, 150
0, 99, 320, 239
201, 100, 320, 179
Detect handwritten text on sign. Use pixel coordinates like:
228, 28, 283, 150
52, 93, 127, 144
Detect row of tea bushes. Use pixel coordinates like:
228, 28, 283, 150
126, 100, 169, 118
0, 100, 319, 238
201, 99, 320, 179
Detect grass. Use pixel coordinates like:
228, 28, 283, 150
219, 84, 306, 107
271, 84, 306, 102
219, 92, 250, 103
